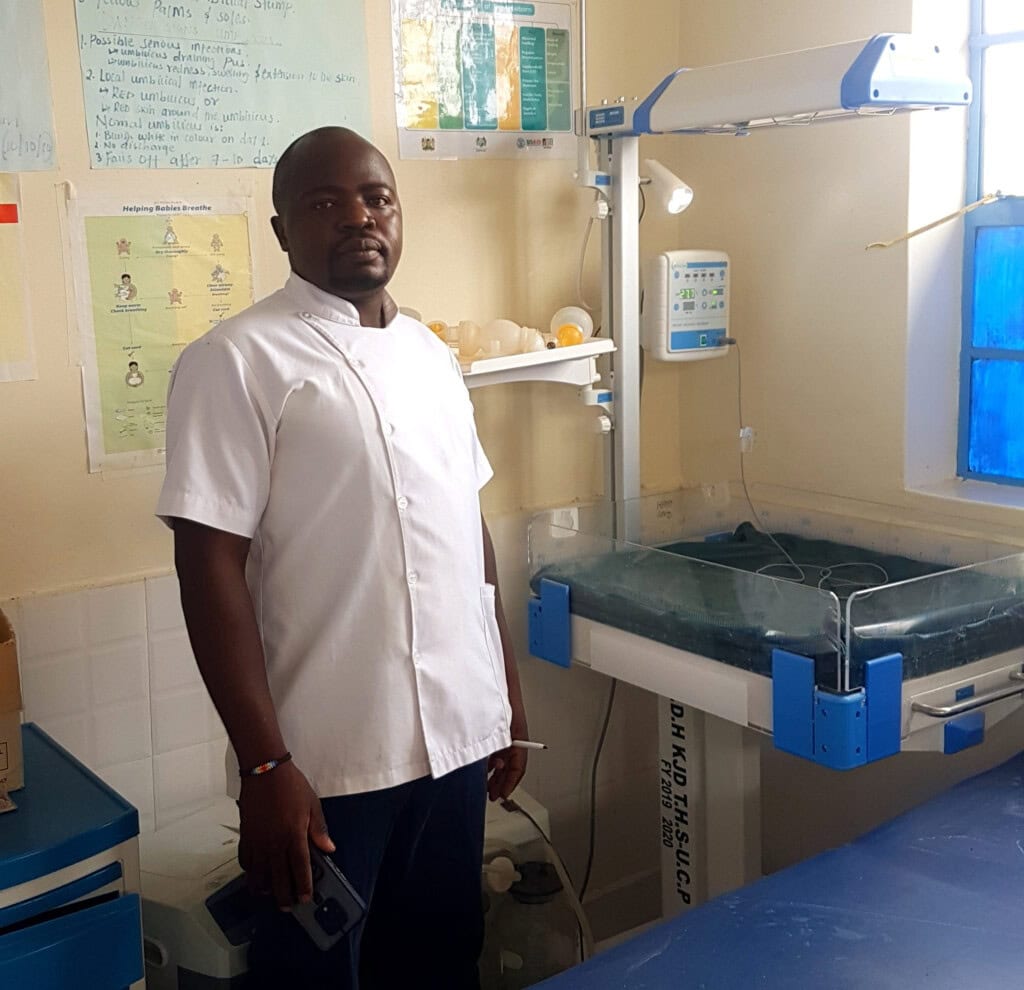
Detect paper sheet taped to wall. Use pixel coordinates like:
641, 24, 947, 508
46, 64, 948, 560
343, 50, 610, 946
0, 0, 57, 170
75, 0, 371, 169
0, 175, 37, 382
70, 197, 254, 471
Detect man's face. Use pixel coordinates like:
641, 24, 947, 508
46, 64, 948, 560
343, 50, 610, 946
271, 134, 403, 302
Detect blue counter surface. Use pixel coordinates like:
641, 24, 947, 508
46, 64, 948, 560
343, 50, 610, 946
0, 724, 138, 891
541, 751, 1024, 988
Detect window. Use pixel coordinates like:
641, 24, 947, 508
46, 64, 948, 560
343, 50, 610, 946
959, 1, 1024, 484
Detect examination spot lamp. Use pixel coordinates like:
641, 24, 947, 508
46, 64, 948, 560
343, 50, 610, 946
642, 159, 694, 215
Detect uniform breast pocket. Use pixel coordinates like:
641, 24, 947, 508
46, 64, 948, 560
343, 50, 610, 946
481, 584, 512, 722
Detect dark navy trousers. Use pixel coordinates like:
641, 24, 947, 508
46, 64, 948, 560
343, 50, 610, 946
247, 759, 488, 989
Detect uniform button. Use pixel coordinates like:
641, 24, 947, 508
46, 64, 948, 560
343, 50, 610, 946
352, 358, 365, 369
301, 312, 313, 318
397, 495, 409, 510
407, 571, 419, 585
412, 650, 422, 664
387, 422, 396, 435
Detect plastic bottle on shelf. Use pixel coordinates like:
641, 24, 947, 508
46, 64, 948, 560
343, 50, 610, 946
549, 306, 593, 346
458, 320, 482, 359
519, 327, 546, 352
481, 319, 523, 356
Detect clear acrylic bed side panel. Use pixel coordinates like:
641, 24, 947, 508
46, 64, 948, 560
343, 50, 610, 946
527, 492, 754, 559
528, 509, 843, 685
844, 551, 1024, 690
535, 489, 1024, 568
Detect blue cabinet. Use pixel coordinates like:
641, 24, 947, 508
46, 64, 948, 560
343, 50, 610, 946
0, 724, 143, 988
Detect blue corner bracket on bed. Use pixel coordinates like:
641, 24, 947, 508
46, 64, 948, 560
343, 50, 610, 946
528, 578, 572, 668
771, 649, 902, 769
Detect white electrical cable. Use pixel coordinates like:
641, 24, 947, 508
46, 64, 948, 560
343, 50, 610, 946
732, 342, 891, 593
576, 214, 596, 313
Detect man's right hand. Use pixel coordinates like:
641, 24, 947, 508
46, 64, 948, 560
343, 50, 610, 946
237, 762, 335, 910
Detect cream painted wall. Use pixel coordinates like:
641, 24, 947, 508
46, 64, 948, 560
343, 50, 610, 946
659, 0, 1024, 869
17, 2, 973, 597
6, 0, 1020, 924
0, 0, 681, 938
0, 0, 687, 600
655, 0, 914, 509
655, 0, 1024, 545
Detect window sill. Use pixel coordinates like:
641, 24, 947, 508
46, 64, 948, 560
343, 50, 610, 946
907, 477, 1024, 514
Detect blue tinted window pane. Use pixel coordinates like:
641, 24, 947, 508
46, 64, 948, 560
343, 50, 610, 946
968, 359, 1024, 479
972, 227, 1024, 349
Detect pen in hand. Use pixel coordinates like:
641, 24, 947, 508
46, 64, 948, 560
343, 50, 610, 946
511, 739, 547, 750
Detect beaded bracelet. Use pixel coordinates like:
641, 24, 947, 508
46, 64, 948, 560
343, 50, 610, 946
241, 752, 292, 777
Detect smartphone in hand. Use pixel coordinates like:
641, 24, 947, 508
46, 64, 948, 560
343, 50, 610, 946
292, 844, 367, 951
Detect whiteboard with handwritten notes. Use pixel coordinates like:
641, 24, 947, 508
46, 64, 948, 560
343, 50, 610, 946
74, 0, 371, 169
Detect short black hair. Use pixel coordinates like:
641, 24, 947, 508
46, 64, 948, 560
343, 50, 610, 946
271, 127, 381, 216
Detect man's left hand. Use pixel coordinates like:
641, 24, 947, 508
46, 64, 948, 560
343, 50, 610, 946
488, 710, 529, 801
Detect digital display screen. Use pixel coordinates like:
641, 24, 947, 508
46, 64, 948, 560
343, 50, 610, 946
676, 288, 696, 300
683, 301, 696, 311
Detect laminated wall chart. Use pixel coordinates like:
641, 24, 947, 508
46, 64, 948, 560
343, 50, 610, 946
393, 0, 576, 159
70, 199, 254, 472
0, 176, 36, 382
0, 0, 57, 171
75, 0, 371, 169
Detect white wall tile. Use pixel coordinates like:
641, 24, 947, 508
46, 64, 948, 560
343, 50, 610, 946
153, 740, 232, 830
152, 686, 213, 755
87, 582, 146, 644
154, 742, 221, 826
148, 630, 200, 694
206, 738, 230, 795
90, 640, 150, 706
21, 654, 90, 718
145, 575, 185, 633
98, 757, 156, 834
91, 700, 153, 768
17, 592, 87, 660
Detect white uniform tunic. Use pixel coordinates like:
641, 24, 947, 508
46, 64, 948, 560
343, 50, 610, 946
157, 273, 512, 798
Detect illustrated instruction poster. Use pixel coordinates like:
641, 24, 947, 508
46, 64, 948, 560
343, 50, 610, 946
393, 0, 576, 160
70, 198, 254, 471
75, 1, 371, 169
0, 175, 36, 381
0, 0, 57, 170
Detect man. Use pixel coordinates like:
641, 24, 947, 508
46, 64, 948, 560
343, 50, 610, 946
157, 126, 528, 988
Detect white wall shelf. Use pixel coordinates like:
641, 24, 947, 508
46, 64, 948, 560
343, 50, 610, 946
460, 337, 615, 389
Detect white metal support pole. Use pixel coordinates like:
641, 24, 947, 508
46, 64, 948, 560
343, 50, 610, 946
658, 698, 763, 917
597, 137, 616, 517
606, 134, 642, 543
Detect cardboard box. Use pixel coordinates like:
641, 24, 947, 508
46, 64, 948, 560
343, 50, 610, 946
0, 607, 23, 792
